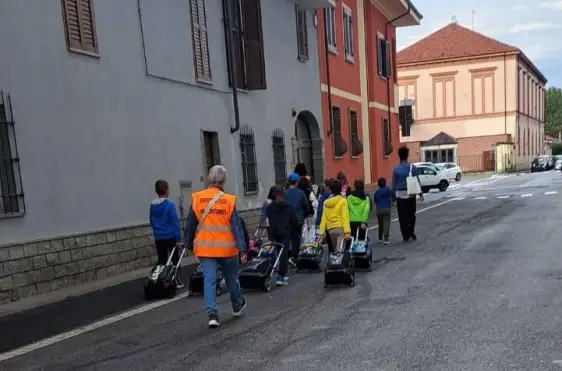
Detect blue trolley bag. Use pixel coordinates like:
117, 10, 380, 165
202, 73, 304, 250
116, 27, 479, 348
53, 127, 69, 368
324, 237, 355, 288
144, 246, 187, 300
350, 228, 372, 271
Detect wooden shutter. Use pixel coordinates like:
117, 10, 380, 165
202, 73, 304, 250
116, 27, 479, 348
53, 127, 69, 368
243, 0, 267, 90
295, 6, 309, 61
376, 37, 383, 76
62, 0, 98, 53
191, 0, 212, 81
386, 39, 393, 77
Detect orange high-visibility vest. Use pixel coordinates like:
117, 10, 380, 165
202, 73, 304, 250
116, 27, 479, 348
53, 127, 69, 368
192, 187, 238, 258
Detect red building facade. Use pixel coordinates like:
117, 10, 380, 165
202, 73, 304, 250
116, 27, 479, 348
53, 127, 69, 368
316, 0, 422, 184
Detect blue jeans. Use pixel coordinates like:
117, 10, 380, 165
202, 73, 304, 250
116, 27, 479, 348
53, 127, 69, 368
199, 257, 243, 317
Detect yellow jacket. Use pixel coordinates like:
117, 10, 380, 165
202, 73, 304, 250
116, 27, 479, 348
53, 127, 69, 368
318, 195, 351, 235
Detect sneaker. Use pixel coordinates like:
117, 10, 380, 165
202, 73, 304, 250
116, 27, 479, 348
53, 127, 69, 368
276, 276, 289, 286
377, 239, 384, 244
232, 296, 247, 317
208, 315, 220, 328
411, 234, 417, 241
383, 240, 389, 245
288, 258, 297, 268
176, 280, 184, 289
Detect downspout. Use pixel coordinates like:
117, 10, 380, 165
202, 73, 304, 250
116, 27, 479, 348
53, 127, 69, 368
324, 10, 334, 137
225, 0, 241, 134
503, 53, 507, 135
384, 2, 411, 146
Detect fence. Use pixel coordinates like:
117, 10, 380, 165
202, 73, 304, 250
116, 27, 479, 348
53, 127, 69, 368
456, 152, 495, 173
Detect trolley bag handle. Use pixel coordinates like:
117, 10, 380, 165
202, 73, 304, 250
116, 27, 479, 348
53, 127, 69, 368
337, 237, 354, 253
166, 246, 177, 266
355, 228, 367, 242
196, 191, 226, 233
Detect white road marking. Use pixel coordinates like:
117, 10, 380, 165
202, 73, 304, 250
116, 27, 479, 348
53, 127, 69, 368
545, 191, 558, 195
471, 175, 513, 191
497, 195, 510, 199
367, 198, 457, 231
521, 193, 533, 197
474, 196, 487, 200
452, 197, 466, 201
0, 292, 190, 362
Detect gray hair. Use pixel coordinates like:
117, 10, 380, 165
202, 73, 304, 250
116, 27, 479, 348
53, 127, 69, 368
207, 165, 227, 187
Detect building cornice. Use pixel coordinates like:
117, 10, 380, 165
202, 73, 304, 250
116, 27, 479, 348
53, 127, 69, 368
397, 51, 518, 70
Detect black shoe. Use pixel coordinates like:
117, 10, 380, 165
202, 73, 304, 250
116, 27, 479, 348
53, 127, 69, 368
208, 314, 220, 328
232, 296, 247, 317
411, 234, 417, 241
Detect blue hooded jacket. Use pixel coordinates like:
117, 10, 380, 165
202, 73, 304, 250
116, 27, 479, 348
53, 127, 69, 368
315, 191, 331, 227
149, 198, 181, 241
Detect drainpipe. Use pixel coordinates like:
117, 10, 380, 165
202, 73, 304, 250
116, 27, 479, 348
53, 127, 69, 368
225, 0, 241, 134
503, 53, 507, 135
324, 9, 334, 137
384, 1, 411, 143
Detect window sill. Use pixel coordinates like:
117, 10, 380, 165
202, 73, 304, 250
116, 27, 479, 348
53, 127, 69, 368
345, 56, 355, 64
351, 156, 360, 159
298, 56, 309, 62
244, 191, 259, 196
333, 156, 343, 160
328, 46, 337, 55
196, 77, 213, 86
68, 48, 100, 59
378, 74, 388, 81
0, 212, 26, 220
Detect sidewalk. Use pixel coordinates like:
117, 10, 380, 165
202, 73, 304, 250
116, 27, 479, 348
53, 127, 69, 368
0, 256, 197, 354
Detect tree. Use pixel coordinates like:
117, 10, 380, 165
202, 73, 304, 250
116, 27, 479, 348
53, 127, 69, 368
545, 86, 562, 135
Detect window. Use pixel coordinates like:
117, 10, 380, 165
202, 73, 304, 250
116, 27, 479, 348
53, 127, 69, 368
332, 107, 346, 157
191, 0, 212, 82
0, 92, 25, 216
202, 131, 220, 173
272, 129, 287, 185
324, 6, 336, 51
382, 117, 391, 156
349, 110, 362, 157
377, 36, 392, 78
295, 5, 309, 61
223, 0, 266, 90
61, 0, 98, 54
240, 125, 259, 193
423, 150, 454, 163
343, 9, 353, 61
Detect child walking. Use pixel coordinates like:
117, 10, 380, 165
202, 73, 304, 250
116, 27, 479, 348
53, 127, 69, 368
374, 177, 393, 244
347, 178, 371, 241
318, 180, 351, 252
266, 185, 297, 286
150, 179, 184, 287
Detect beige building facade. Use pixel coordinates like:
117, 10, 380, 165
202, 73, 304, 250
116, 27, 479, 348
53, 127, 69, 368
396, 23, 547, 172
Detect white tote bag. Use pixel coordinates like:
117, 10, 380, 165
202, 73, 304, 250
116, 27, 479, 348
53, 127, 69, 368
406, 163, 422, 196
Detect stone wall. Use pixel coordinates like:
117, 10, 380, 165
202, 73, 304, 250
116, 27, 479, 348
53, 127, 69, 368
0, 208, 261, 304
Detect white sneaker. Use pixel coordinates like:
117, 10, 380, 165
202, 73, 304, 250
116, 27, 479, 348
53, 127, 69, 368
208, 317, 220, 328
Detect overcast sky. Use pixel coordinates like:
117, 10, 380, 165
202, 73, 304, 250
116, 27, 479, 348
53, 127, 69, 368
396, 0, 562, 88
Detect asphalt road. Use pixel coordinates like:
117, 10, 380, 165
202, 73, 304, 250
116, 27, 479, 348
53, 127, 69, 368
3, 171, 562, 370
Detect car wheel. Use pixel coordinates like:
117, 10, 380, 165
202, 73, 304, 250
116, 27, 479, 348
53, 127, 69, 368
421, 187, 430, 194
438, 180, 449, 192
455, 173, 461, 181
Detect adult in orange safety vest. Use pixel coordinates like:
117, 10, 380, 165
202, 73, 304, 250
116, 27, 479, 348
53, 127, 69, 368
184, 165, 247, 329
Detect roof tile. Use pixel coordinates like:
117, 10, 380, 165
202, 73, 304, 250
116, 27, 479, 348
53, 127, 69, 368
397, 23, 518, 65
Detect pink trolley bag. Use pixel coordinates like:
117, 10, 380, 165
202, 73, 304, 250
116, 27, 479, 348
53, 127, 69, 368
296, 221, 323, 272
248, 227, 266, 259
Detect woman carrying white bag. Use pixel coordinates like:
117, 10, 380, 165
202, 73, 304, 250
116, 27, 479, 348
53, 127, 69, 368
391, 147, 424, 242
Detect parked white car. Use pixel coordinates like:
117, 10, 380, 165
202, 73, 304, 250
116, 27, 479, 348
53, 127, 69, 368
435, 162, 463, 181
555, 155, 562, 171
414, 162, 441, 173
416, 165, 450, 193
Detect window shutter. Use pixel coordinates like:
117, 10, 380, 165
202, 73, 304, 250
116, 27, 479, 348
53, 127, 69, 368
295, 6, 308, 61
376, 37, 383, 75
62, 0, 97, 53
191, 0, 212, 81
243, 0, 267, 90
386, 40, 392, 77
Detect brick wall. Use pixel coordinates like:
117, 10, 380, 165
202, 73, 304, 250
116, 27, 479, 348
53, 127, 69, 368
457, 134, 510, 157
402, 142, 421, 162
0, 208, 261, 304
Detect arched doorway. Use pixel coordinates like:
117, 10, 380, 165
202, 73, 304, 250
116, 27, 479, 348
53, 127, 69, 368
292, 111, 324, 184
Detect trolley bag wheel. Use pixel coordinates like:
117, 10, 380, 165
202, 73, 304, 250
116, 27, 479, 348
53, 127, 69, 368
187, 290, 193, 297
263, 277, 272, 292
349, 273, 355, 287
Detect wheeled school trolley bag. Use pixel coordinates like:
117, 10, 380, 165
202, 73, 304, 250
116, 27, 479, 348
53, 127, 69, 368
350, 229, 372, 271
324, 238, 355, 288
239, 242, 284, 292
296, 243, 323, 272
144, 246, 187, 300
187, 263, 225, 297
